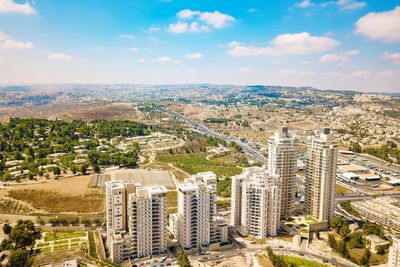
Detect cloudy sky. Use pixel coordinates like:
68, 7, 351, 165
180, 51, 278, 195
0, 0, 399, 92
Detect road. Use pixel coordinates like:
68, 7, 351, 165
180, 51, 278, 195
165, 110, 269, 165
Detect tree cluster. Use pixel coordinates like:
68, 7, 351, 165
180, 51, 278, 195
0, 220, 41, 267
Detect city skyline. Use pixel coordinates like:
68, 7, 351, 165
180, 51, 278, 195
0, 0, 399, 92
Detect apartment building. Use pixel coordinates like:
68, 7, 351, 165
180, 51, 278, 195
105, 181, 167, 264
268, 126, 299, 218
389, 236, 400, 267
304, 128, 338, 224
352, 197, 400, 232
177, 172, 227, 250
231, 167, 281, 237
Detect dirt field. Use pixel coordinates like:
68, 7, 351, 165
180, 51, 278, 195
1, 175, 104, 214
8, 175, 94, 195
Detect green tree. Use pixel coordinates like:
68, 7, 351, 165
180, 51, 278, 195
93, 164, 100, 173
177, 247, 191, 267
360, 249, 371, 265
331, 216, 344, 233
339, 222, 350, 237
9, 220, 41, 250
8, 249, 32, 267
328, 234, 337, 249
80, 164, 87, 175
53, 166, 61, 176
3, 224, 12, 235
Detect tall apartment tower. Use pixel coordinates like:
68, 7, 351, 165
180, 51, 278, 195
176, 172, 227, 249
268, 126, 299, 218
177, 180, 211, 249
389, 236, 400, 267
231, 167, 281, 237
105, 181, 167, 264
304, 128, 338, 224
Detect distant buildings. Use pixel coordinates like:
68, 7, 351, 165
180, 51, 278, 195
389, 236, 400, 267
105, 181, 167, 264
352, 197, 400, 232
268, 126, 299, 218
304, 128, 338, 224
231, 167, 281, 237
175, 172, 228, 250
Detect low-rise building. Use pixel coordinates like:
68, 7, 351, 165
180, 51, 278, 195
366, 235, 390, 254
352, 197, 400, 232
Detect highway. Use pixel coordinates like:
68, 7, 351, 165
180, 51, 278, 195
165, 110, 269, 165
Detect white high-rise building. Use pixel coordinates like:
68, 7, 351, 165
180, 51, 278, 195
105, 181, 167, 264
389, 236, 400, 267
268, 126, 299, 218
231, 167, 281, 237
304, 128, 338, 224
177, 172, 227, 249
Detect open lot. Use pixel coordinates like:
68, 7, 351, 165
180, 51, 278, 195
156, 153, 243, 177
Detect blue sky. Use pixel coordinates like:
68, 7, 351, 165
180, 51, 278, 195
0, 0, 399, 92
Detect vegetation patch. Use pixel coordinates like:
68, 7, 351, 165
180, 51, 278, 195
8, 189, 104, 213
156, 153, 242, 177
44, 231, 86, 242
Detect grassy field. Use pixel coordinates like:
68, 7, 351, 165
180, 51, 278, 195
8, 189, 104, 213
156, 153, 242, 177
44, 231, 86, 242
282, 256, 326, 267
336, 184, 354, 194
166, 190, 178, 215
216, 199, 231, 208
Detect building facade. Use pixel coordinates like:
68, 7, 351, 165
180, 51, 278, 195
352, 197, 400, 232
105, 181, 167, 264
389, 236, 400, 267
177, 172, 227, 249
268, 126, 299, 218
304, 128, 338, 224
231, 167, 281, 237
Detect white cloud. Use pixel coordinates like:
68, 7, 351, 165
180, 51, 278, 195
355, 7, 400, 43
0, 31, 34, 49
169, 9, 235, 33
351, 70, 370, 77
48, 53, 72, 61
248, 8, 258, 13
296, 0, 314, 8
0, 0, 36, 14
177, 9, 200, 19
168, 21, 209, 33
228, 32, 339, 57
185, 52, 203, 59
152, 56, 180, 64
199, 11, 235, 28
118, 34, 135, 40
320, 50, 359, 63
381, 52, 400, 64
138, 58, 147, 63
129, 47, 139, 53
299, 0, 365, 10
